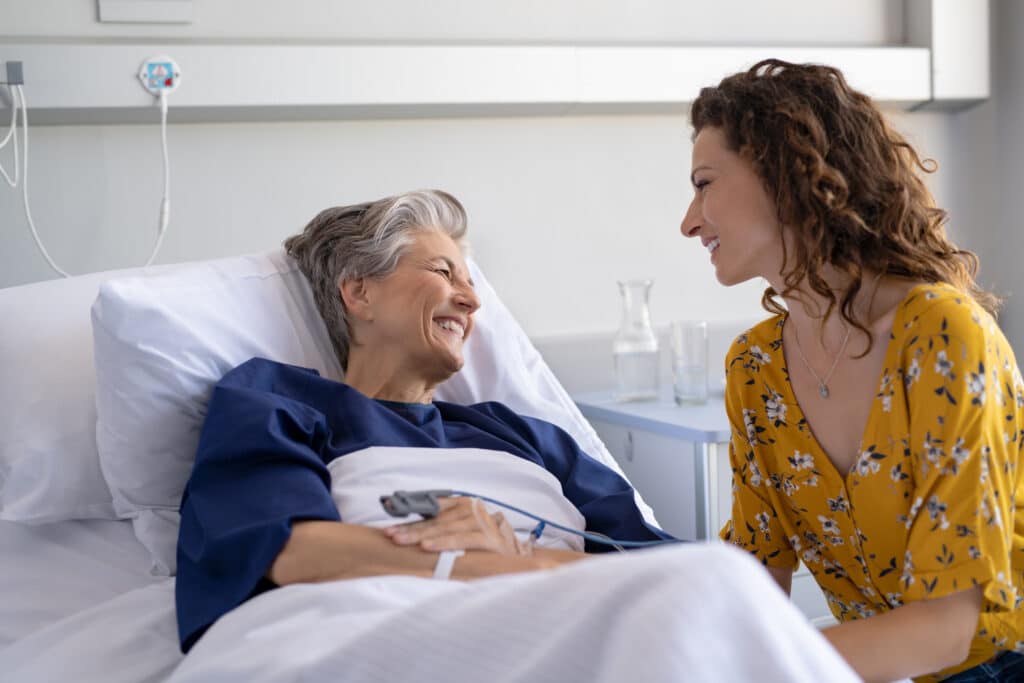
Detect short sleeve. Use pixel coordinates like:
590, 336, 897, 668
719, 338, 799, 571
900, 302, 1020, 611
175, 361, 341, 652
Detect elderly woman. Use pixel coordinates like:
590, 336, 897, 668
173, 190, 672, 654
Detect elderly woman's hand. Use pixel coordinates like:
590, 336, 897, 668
384, 496, 532, 556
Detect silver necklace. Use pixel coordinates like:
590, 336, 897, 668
789, 272, 884, 399
791, 321, 852, 399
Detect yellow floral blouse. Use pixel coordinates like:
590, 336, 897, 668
721, 283, 1024, 681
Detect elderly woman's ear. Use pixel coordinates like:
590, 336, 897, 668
339, 277, 373, 322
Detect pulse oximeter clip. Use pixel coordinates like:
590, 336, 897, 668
380, 489, 454, 519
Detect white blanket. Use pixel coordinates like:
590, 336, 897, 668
168, 543, 857, 683
1, 442, 865, 683
1, 543, 859, 682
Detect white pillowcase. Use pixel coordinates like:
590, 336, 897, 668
91, 248, 645, 575
92, 250, 342, 574
0, 264, 174, 524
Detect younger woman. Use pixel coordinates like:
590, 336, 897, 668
682, 59, 1024, 682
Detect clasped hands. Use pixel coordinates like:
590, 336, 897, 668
384, 496, 533, 557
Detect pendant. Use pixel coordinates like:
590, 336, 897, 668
819, 384, 829, 399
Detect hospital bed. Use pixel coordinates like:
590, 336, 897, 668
0, 249, 860, 682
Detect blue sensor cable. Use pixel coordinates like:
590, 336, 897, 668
380, 488, 681, 550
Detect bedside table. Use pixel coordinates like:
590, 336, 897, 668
573, 390, 730, 542
573, 389, 834, 627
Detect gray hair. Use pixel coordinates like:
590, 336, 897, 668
284, 189, 469, 370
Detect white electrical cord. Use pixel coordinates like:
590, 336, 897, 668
146, 89, 171, 267
0, 88, 15, 147
4, 83, 172, 278
17, 85, 72, 277
0, 85, 19, 187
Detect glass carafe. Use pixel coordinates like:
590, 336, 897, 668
613, 279, 659, 401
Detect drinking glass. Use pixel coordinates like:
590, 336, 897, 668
670, 320, 708, 405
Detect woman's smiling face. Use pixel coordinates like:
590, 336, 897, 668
357, 230, 481, 383
681, 126, 786, 286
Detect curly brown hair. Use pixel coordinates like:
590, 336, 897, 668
690, 58, 998, 345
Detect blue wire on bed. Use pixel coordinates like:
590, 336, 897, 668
447, 489, 681, 550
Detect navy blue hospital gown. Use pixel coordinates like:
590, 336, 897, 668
175, 357, 673, 652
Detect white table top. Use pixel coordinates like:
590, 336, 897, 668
572, 389, 731, 443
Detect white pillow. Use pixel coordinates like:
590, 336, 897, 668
92, 248, 646, 575
0, 263, 176, 524
92, 250, 342, 574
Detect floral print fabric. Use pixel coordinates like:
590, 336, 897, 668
721, 284, 1024, 680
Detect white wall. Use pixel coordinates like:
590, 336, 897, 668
947, 0, 1024, 352
2, 0, 902, 43
0, 0, 990, 351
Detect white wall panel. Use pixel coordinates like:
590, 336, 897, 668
3, 0, 902, 44
0, 43, 930, 125
0, 0, 989, 346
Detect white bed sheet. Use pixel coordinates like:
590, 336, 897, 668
0, 518, 161, 649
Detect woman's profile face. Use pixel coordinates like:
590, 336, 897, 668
359, 230, 481, 381
681, 126, 785, 286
